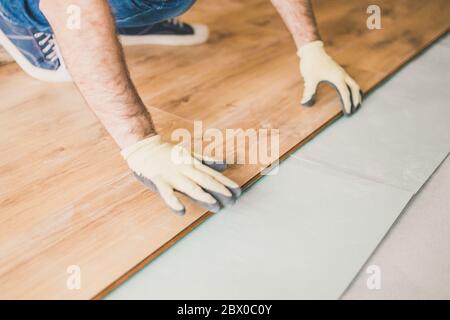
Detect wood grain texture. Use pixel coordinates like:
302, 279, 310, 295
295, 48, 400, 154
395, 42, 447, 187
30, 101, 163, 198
0, 0, 449, 299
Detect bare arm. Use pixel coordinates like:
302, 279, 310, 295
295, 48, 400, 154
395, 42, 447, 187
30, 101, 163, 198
270, 0, 362, 115
39, 0, 241, 214
40, 0, 155, 149
270, 0, 320, 48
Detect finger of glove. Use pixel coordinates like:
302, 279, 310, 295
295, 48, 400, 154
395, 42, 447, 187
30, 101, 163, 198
345, 76, 362, 110
182, 166, 236, 207
334, 80, 353, 115
133, 173, 185, 215
192, 159, 242, 198
301, 78, 320, 106
152, 177, 186, 215
168, 173, 221, 213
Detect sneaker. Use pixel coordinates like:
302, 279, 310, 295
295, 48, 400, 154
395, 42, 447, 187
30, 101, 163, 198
118, 18, 209, 46
0, 13, 70, 82
0, 18, 208, 82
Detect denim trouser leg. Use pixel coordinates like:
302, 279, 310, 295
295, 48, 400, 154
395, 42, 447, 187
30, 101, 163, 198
0, 0, 197, 33
111, 0, 196, 28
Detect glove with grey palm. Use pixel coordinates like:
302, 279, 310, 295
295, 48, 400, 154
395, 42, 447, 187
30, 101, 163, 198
121, 135, 241, 215
298, 41, 363, 115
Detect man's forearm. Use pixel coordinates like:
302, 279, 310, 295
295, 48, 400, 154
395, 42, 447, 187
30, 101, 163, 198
40, 0, 155, 149
270, 0, 320, 48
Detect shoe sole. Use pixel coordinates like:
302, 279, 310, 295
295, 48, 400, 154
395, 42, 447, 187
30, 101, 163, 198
0, 27, 71, 82
119, 24, 209, 46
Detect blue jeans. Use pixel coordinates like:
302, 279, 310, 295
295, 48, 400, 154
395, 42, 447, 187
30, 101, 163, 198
0, 0, 196, 33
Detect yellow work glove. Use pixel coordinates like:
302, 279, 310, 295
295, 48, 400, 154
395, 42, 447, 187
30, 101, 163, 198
298, 41, 363, 115
121, 135, 241, 215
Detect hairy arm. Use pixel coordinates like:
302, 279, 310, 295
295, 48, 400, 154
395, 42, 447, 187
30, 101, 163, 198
270, 0, 362, 115
40, 0, 155, 149
39, 0, 241, 214
270, 0, 320, 48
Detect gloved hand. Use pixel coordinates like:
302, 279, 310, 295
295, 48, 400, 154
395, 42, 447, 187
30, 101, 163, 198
298, 40, 363, 115
121, 135, 241, 215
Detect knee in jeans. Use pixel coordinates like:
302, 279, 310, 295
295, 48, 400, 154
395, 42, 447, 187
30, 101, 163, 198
141, 0, 196, 10
150, 0, 196, 16
168, 0, 197, 16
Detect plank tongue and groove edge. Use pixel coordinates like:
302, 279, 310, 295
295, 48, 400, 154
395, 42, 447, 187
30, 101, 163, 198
0, 0, 449, 299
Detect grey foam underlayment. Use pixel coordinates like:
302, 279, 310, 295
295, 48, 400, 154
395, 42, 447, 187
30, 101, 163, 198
107, 35, 450, 299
